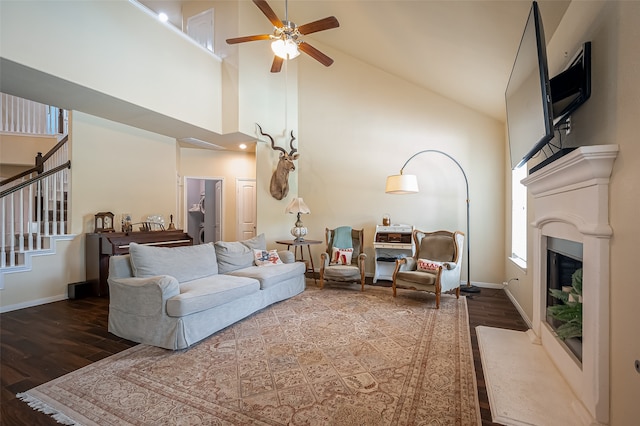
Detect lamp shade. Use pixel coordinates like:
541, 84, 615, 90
285, 197, 310, 214
271, 39, 300, 59
385, 174, 419, 194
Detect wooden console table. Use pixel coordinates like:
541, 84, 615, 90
275, 239, 322, 285
85, 230, 193, 296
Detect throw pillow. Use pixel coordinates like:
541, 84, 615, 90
253, 249, 283, 266
129, 242, 218, 283
242, 233, 266, 250
417, 258, 444, 272
214, 241, 253, 273
331, 247, 353, 265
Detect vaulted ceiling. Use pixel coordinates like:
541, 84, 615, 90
140, 0, 571, 123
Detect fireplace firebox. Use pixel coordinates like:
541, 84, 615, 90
546, 237, 583, 362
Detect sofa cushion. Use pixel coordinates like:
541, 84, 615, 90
129, 242, 218, 283
166, 275, 260, 317
215, 233, 266, 273
228, 261, 305, 290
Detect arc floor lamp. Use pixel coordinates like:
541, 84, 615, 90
385, 149, 479, 293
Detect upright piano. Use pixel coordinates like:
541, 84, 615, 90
85, 230, 193, 296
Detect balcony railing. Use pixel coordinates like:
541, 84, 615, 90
1, 92, 68, 135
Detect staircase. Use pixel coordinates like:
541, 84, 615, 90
1, 93, 71, 287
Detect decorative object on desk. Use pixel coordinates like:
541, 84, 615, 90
382, 213, 391, 226
94, 212, 115, 233
385, 149, 478, 293
284, 197, 310, 241
258, 124, 299, 200
146, 215, 166, 231
121, 213, 132, 232
167, 214, 176, 231
137, 221, 165, 232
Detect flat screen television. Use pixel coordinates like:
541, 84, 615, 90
506, 1, 553, 170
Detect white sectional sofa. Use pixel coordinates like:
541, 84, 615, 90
107, 234, 306, 350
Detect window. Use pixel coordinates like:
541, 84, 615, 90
511, 166, 527, 269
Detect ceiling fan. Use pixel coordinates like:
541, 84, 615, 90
226, 0, 339, 73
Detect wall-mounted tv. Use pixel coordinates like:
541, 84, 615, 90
506, 1, 592, 172
506, 1, 553, 170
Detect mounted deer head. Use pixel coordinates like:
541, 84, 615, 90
257, 124, 299, 200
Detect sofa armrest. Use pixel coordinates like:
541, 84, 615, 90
108, 275, 180, 317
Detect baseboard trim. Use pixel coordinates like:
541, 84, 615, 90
0, 293, 68, 314
504, 286, 533, 329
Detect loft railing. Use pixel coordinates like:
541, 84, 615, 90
1, 93, 67, 135
1, 136, 70, 268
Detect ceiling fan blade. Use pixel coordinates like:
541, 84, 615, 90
298, 42, 334, 67
226, 34, 271, 44
253, 0, 283, 28
298, 16, 340, 35
270, 56, 284, 73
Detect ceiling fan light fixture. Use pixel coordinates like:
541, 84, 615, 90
271, 38, 300, 60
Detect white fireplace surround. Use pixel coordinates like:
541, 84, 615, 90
522, 144, 618, 425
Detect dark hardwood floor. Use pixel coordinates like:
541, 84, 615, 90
1, 282, 528, 425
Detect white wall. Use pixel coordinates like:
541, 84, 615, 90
298, 42, 506, 285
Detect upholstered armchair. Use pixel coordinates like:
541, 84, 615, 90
392, 230, 464, 308
319, 227, 367, 291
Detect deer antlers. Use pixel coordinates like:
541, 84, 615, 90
257, 124, 297, 157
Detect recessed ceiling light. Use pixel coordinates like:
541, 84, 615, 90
158, 12, 168, 22
239, 144, 247, 150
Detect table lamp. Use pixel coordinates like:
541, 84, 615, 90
285, 197, 310, 241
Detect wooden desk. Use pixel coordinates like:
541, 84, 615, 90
275, 239, 322, 285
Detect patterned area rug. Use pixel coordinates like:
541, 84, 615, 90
19, 285, 480, 425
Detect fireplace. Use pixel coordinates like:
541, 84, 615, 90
546, 237, 583, 362
522, 145, 618, 425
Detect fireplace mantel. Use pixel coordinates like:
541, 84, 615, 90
522, 144, 618, 425
524, 145, 619, 199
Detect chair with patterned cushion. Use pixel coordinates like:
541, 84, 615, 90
319, 227, 367, 291
391, 230, 464, 308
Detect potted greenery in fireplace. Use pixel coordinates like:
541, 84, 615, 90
547, 268, 583, 340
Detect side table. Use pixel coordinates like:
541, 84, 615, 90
275, 239, 322, 285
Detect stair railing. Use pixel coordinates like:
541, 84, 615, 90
1, 136, 70, 268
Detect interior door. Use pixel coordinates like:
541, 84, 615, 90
236, 178, 256, 240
